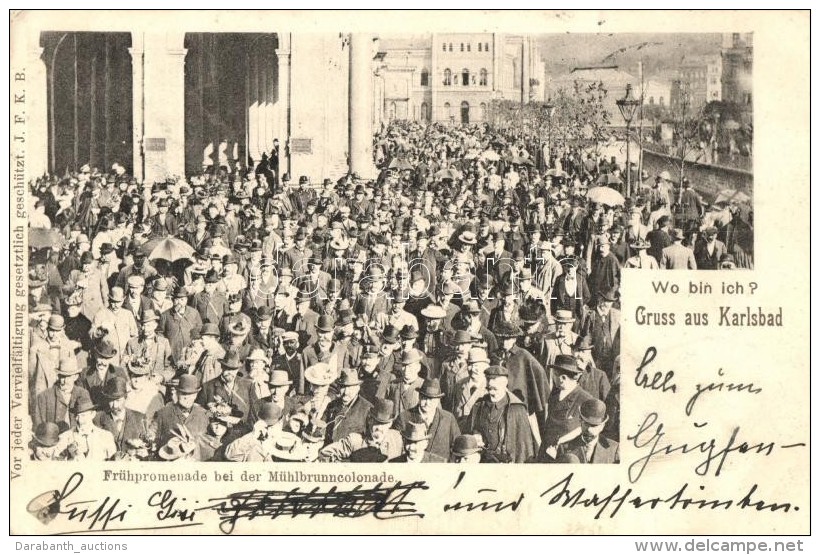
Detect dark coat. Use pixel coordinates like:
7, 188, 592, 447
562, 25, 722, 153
94, 409, 147, 452
556, 435, 620, 464
152, 402, 210, 448
466, 391, 536, 463
81, 364, 129, 407
197, 377, 254, 418
491, 346, 549, 417
159, 307, 203, 361
323, 394, 373, 444
33, 385, 89, 428
396, 406, 461, 461
390, 451, 447, 463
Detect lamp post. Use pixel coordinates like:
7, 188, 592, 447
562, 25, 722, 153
616, 83, 641, 199
543, 99, 555, 170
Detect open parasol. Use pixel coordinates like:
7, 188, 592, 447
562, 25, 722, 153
145, 236, 196, 262
586, 186, 626, 206
28, 228, 65, 249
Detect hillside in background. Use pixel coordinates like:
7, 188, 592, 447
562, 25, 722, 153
538, 33, 723, 79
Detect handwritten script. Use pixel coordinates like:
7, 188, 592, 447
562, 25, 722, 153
202, 481, 429, 534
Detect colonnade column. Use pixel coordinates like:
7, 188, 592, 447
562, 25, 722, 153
348, 33, 377, 179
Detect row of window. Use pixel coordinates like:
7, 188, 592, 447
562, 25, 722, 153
441, 42, 491, 53
433, 68, 489, 86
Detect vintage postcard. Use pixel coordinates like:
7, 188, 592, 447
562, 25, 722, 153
8, 10, 809, 535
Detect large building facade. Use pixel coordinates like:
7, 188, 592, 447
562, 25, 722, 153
376, 33, 544, 125
23, 28, 381, 186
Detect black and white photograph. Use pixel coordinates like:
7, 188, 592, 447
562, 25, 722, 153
10, 10, 807, 538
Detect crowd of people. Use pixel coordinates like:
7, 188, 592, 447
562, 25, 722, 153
26, 120, 752, 464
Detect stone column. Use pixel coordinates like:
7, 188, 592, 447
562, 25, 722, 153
140, 32, 186, 184
275, 34, 291, 178
128, 33, 144, 182
522, 38, 531, 104
348, 33, 376, 179
27, 31, 48, 179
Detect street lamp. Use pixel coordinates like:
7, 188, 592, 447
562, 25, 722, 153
543, 99, 555, 170
616, 83, 641, 198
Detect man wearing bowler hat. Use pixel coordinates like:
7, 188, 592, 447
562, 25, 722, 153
82, 337, 129, 407
29, 314, 75, 402
573, 335, 611, 403
125, 309, 173, 386
323, 368, 373, 444
152, 374, 209, 448
159, 285, 203, 361
224, 402, 284, 462
55, 393, 117, 461
94, 376, 147, 453
582, 288, 621, 377
395, 377, 461, 461
33, 356, 89, 430
192, 269, 227, 325
198, 352, 253, 417
390, 421, 446, 463
694, 226, 727, 270
320, 398, 403, 462
466, 365, 536, 463
90, 286, 138, 366
438, 329, 473, 407
555, 399, 619, 464
539, 354, 594, 461
661, 228, 698, 269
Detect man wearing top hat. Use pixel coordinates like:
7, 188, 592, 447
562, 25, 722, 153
320, 398, 404, 462
539, 354, 594, 461
55, 393, 117, 461
465, 365, 536, 463
125, 309, 173, 385
555, 399, 619, 464
198, 352, 253, 418
390, 421, 446, 463
150, 198, 178, 238
94, 376, 147, 453
159, 286, 204, 361
661, 228, 698, 270
589, 239, 621, 301
33, 356, 89, 430
90, 286, 138, 367
323, 368, 373, 444
395, 377, 461, 462
152, 374, 209, 448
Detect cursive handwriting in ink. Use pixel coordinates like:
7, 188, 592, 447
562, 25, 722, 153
540, 473, 798, 519
634, 347, 677, 393
48, 472, 130, 531
148, 490, 197, 523
685, 368, 763, 416
443, 489, 525, 513
627, 413, 775, 484
203, 481, 428, 534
